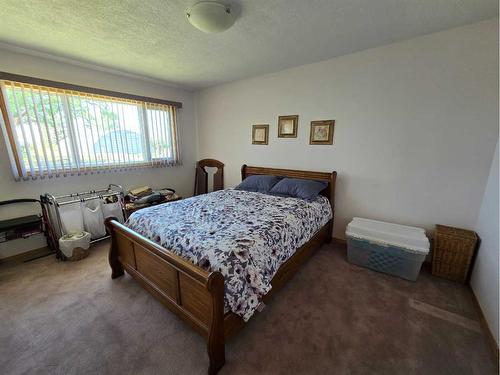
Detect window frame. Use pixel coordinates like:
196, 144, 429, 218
0, 72, 182, 180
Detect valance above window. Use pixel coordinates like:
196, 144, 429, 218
0, 74, 181, 180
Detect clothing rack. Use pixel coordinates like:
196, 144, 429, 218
40, 184, 125, 257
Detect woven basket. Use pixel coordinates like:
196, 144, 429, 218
67, 247, 90, 262
432, 225, 477, 283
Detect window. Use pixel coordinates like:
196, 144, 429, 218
0, 79, 180, 180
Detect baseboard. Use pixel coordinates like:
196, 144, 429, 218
332, 237, 347, 246
470, 287, 499, 368
0, 247, 53, 265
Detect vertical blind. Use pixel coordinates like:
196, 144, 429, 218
0, 80, 180, 180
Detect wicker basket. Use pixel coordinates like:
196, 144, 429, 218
432, 225, 477, 283
67, 246, 90, 261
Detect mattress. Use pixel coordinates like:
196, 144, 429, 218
126, 189, 332, 321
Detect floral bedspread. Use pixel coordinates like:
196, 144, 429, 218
126, 189, 332, 321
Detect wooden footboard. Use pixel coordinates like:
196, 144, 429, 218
105, 218, 226, 375
106, 217, 331, 374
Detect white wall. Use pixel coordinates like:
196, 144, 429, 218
471, 141, 499, 345
195, 18, 499, 239
0, 48, 197, 258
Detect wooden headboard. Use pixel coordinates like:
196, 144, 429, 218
240, 164, 337, 213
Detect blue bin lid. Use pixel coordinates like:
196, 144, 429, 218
346, 217, 430, 254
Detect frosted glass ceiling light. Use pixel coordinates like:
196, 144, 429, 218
186, 1, 235, 33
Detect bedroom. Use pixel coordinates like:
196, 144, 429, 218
0, 1, 498, 374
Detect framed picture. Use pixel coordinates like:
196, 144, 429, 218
278, 115, 298, 138
252, 124, 269, 145
310, 120, 335, 145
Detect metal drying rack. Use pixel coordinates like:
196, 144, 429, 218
40, 184, 125, 256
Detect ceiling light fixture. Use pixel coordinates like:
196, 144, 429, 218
186, 1, 235, 33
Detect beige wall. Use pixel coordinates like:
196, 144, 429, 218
471, 141, 499, 345
195, 18, 499, 239
0, 19, 498, 258
0, 48, 197, 258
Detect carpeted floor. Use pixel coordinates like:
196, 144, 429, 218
0, 241, 496, 375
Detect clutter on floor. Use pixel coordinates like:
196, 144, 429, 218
58, 231, 91, 261
41, 184, 126, 260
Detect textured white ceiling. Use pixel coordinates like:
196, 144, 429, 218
0, 0, 497, 90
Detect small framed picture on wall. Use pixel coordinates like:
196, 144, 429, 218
252, 124, 269, 145
277, 115, 298, 138
310, 120, 335, 145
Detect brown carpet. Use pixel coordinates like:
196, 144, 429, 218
0, 241, 496, 375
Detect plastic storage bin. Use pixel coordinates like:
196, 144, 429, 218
346, 218, 430, 281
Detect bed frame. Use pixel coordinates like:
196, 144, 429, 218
105, 165, 337, 374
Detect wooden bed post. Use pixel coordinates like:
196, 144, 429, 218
105, 217, 124, 279
326, 171, 337, 242
241, 164, 247, 181
206, 271, 226, 375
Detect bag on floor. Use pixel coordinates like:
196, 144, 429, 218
59, 231, 91, 260
82, 200, 106, 239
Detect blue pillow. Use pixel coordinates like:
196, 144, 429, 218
234, 175, 282, 193
269, 178, 328, 200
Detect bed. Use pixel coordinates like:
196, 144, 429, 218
105, 165, 337, 374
